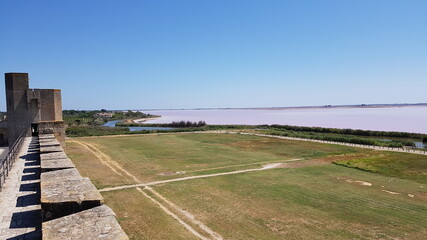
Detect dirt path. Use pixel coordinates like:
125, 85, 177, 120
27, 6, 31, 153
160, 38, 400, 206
136, 187, 211, 240
185, 158, 303, 173
144, 186, 223, 240
100, 162, 286, 192
68, 140, 140, 183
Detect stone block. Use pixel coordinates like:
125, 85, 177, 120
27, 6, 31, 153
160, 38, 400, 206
41, 178, 103, 221
39, 136, 56, 141
40, 151, 68, 161
40, 145, 64, 154
39, 134, 55, 140
39, 138, 60, 144
42, 205, 128, 240
38, 121, 66, 148
39, 139, 61, 148
41, 158, 75, 172
41, 168, 82, 183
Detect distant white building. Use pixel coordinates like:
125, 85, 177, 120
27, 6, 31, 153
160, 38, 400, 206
94, 112, 114, 118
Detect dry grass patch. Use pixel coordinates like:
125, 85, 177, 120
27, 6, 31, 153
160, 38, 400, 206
66, 141, 136, 188
102, 188, 199, 240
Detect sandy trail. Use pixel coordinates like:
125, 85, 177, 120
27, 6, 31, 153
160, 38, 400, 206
185, 158, 303, 173
136, 187, 210, 240
68, 140, 140, 183
382, 189, 400, 195
144, 186, 223, 240
100, 162, 285, 192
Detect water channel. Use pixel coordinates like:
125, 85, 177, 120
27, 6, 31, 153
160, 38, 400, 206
103, 120, 175, 132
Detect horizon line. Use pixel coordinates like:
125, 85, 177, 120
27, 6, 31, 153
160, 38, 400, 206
60, 102, 427, 112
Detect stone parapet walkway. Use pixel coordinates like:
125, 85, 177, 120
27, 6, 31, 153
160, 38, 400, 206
0, 137, 41, 240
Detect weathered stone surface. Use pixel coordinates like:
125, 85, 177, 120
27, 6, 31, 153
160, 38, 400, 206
5, 73, 30, 147
40, 136, 58, 141
41, 178, 103, 221
39, 139, 61, 148
42, 205, 128, 240
39, 134, 55, 140
38, 121, 66, 148
40, 145, 64, 153
40, 151, 68, 161
40, 138, 60, 144
41, 168, 82, 183
41, 158, 75, 172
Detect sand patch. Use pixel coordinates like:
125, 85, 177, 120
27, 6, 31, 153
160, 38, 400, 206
416, 191, 427, 200
354, 180, 373, 186
262, 163, 284, 169
338, 177, 372, 187
382, 189, 400, 195
158, 171, 187, 176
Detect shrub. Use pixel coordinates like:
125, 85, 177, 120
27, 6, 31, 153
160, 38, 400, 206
170, 121, 206, 128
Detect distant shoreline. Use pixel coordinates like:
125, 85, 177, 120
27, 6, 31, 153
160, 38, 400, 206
133, 105, 427, 134
134, 103, 427, 112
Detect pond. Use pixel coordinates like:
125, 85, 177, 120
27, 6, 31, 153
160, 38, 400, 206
103, 120, 175, 132
414, 142, 426, 149
379, 139, 425, 149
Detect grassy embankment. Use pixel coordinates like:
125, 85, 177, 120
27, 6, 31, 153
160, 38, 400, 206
66, 133, 427, 239
63, 109, 162, 136
63, 109, 158, 127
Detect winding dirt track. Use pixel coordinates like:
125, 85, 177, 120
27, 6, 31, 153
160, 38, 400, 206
136, 187, 212, 240
99, 161, 289, 192
68, 140, 140, 182
143, 186, 223, 240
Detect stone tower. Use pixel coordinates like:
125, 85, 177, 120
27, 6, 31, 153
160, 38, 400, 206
4, 73, 65, 147
5, 73, 31, 146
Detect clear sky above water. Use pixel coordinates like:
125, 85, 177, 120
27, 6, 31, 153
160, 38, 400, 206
0, 0, 426, 110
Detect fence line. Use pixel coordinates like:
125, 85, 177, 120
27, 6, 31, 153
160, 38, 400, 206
0, 129, 29, 191
233, 132, 427, 155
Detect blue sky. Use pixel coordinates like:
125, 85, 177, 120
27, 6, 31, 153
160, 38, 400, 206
1, 0, 426, 110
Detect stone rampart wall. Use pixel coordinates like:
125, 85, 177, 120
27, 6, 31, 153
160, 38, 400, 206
38, 121, 66, 148
38, 133, 128, 239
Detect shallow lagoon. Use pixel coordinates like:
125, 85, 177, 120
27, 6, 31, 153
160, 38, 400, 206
144, 106, 427, 134
103, 120, 174, 131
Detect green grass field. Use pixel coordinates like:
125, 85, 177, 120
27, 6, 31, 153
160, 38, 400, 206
66, 133, 427, 240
